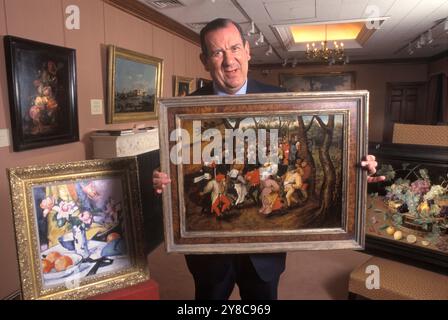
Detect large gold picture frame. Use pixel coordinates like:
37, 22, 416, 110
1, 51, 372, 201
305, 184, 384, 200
8, 158, 148, 299
158, 91, 369, 254
107, 45, 163, 123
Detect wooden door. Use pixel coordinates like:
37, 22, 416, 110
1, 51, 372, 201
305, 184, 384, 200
383, 82, 426, 142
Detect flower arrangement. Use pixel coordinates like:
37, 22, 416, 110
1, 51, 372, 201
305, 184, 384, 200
374, 163, 448, 247
38, 182, 123, 250
28, 60, 61, 135
40, 197, 93, 230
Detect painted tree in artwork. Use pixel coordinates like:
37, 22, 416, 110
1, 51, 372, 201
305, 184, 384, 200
314, 115, 337, 220
297, 115, 316, 199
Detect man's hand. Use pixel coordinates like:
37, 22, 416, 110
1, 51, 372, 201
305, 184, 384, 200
153, 170, 171, 194
361, 155, 386, 183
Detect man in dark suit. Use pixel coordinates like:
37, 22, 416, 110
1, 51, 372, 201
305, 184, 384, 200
153, 18, 384, 300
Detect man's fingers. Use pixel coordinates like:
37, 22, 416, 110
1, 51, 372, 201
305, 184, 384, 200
361, 160, 378, 168
367, 175, 386, 183
153, 170, 171, 194
153, 170, 169, 179
361, 155, 385, 183
154, 177, 171, 184
361, 160, 378, 175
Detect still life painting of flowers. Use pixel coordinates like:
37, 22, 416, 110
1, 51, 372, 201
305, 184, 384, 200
26, 60, 62, 135
13, 47, 75, 140
33, 178, 130, 288
367, 160, 448, 256
4, 36, 79, 151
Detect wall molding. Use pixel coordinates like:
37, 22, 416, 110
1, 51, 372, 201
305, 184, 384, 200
104, 0, 200, 46
428, 50, 448, 62
249, 57, 431, 70
250, 51, 448, 70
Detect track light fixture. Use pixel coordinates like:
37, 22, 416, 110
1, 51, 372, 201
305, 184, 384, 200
426, 29, 433, 44
291, 58, 298, 68
406, 17, 447, 55
247, 21, 256, 36
407, 43, 414, 55
254, 32, 264, 46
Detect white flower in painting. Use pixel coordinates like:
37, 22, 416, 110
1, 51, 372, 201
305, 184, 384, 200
53, 201, 78, 220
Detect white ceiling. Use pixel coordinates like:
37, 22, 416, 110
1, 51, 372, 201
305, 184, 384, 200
139, 0, 448, 64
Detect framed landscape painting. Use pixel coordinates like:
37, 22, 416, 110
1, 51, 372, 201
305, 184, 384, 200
4, 36, 79, 151
8, 158, 148, 299
158, 91, 369, 253
279, 72, 355, 92
365, 142, 448, 273
107, 45, 163, 123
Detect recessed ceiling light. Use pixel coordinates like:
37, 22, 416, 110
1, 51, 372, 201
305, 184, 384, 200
290, 22, 364, 43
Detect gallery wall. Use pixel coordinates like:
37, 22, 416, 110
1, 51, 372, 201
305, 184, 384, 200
248, 61, 429, 142
429, 56, 448, 75
0, 0, 209, 298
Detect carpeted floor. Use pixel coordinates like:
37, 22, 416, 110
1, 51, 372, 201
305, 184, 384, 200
147, 244, 372, 300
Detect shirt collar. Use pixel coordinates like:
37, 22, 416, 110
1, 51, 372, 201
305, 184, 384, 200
213, 80, 248, 95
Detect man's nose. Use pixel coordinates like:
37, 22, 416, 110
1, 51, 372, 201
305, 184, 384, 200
222, 50, 235, 66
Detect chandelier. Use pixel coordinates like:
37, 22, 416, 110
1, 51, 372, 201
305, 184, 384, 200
305, 25, 349, 65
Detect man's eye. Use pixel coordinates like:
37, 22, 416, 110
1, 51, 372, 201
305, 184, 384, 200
212, 51, 223, 58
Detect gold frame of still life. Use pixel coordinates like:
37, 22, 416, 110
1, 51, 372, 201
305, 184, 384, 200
8, 158, 148, 300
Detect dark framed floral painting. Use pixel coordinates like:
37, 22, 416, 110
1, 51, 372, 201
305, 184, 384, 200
4, 36, 79, 151
365, 142, 448, 273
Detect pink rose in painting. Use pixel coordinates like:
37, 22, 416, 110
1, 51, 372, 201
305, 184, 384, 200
79, 211, 93, 225
29, 105, 43, 120
40, 196, 55, 218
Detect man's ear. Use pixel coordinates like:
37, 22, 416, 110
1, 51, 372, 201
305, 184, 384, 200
200, 53, 210, 72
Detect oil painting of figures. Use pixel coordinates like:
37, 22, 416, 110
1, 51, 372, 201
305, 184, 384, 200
180, 114, 345, 233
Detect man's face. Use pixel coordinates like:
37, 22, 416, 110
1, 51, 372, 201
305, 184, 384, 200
200, 24, 251, 94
